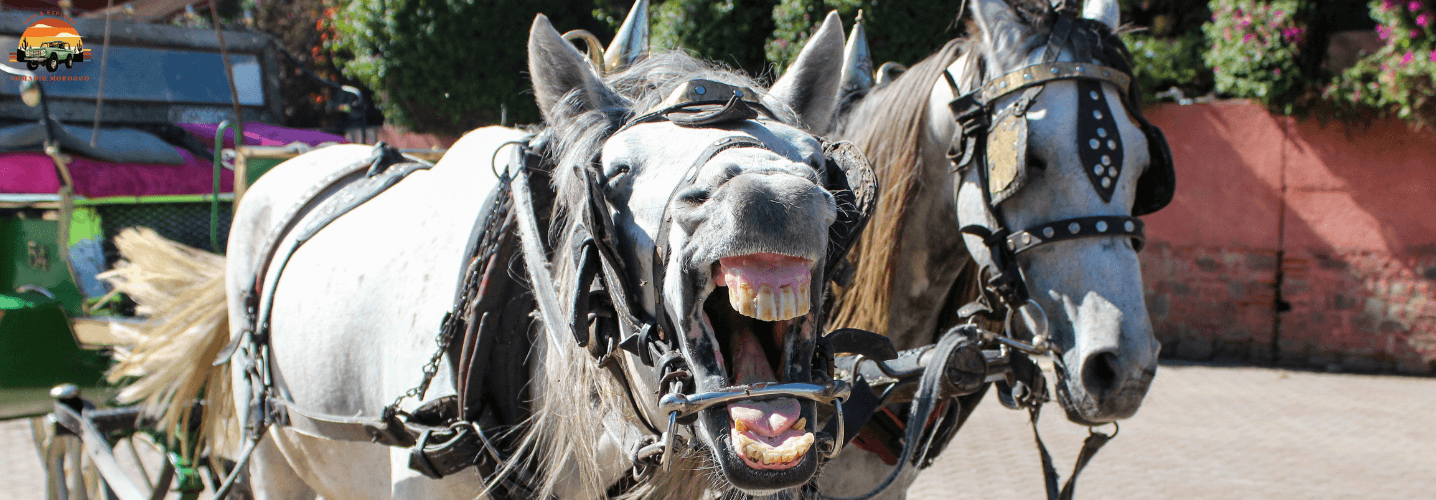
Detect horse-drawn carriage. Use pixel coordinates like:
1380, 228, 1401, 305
0, 11, 446, 498
9, 0, 1175, 498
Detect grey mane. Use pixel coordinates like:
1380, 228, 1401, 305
827, 0, 1149, 339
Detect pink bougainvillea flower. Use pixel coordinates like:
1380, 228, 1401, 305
1430, 50, 1436, 62
1410, 0, 1422, 11
1382, 0, 1396, 10
1378, 25, 1392, 40
1244, 33, 1254, 42
1420, 13, 1432, 27
1274, 68, 1282, 77
1404, 51, 1416, 65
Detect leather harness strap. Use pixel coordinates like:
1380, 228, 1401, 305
221, 78, 882, 497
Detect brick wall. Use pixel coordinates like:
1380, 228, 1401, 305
1141, 101, 1436, 375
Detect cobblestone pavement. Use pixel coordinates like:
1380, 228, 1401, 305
908, 362, 1436, 500
3, 362, 1432, 499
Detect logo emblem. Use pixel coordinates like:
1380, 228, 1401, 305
12, 18, 88, 73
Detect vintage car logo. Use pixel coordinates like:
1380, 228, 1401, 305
11, 18, 89, 73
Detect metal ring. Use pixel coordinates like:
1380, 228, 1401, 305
490, 140, 526, 180
1089, 421, 1119, 439
825, 397, 845, 459
658, 411, 677, 467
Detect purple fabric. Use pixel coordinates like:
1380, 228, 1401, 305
179, 122, 348, 148
0, 149, 234, 198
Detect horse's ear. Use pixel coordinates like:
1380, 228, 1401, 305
528, 14, 621, 122
765, 10, 845, 134
970, 0, 1033, 70
1081, 0, 1121, 31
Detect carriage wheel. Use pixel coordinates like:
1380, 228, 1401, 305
34, 417, 102, 500
37, 386, 246, 500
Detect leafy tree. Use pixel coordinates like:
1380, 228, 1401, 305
768, 0, 961, 71
327, 0, 611, 134
650, 0, 778, 78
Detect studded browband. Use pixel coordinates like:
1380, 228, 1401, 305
1005, 215, 1145, 255
977, 61, 1131, 104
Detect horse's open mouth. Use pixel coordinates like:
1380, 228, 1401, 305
702, 252, 816, 471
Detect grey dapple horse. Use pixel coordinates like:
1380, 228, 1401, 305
819, 0, 1172, 497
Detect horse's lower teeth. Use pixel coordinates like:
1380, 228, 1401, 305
734, 432, 816, 465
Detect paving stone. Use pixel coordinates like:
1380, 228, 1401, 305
907, 362, 1436, 499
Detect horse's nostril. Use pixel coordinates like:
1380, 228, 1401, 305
1081, 351, 1121, 397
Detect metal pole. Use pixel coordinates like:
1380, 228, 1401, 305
207, 0, 245, 150
90, 0, 114, 146
212, 121, 236, 253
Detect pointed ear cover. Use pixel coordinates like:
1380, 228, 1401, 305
1081, 0, 1121, 31
604, 0, 650, 72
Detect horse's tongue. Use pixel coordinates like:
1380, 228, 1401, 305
728, 398, 801, 438
715, 253, 812, 321
730, 325, 775, 385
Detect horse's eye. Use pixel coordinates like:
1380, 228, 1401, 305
606, 164, 631, 181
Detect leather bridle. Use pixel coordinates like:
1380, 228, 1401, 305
513, 79, 881, 483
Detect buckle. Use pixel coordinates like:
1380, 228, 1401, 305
408, 423, 488, 479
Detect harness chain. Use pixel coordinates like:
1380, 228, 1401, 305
384, 157, 514, 419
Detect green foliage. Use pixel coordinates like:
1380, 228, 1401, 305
327, 0, 606, 134
1325, 0, 1436, 130
1203, 0, 1313, 113
1123, 32, 1213, 101
767, 0, 959, 71
651, 0, 778, 77
256, 0, 360, 130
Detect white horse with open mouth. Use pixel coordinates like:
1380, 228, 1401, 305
107, 9, 887, 500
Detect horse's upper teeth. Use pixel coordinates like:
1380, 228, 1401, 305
756, 285, 776, 320
728, 281, 810, 321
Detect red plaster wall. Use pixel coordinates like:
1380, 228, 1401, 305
1141, 100, 1436, 374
